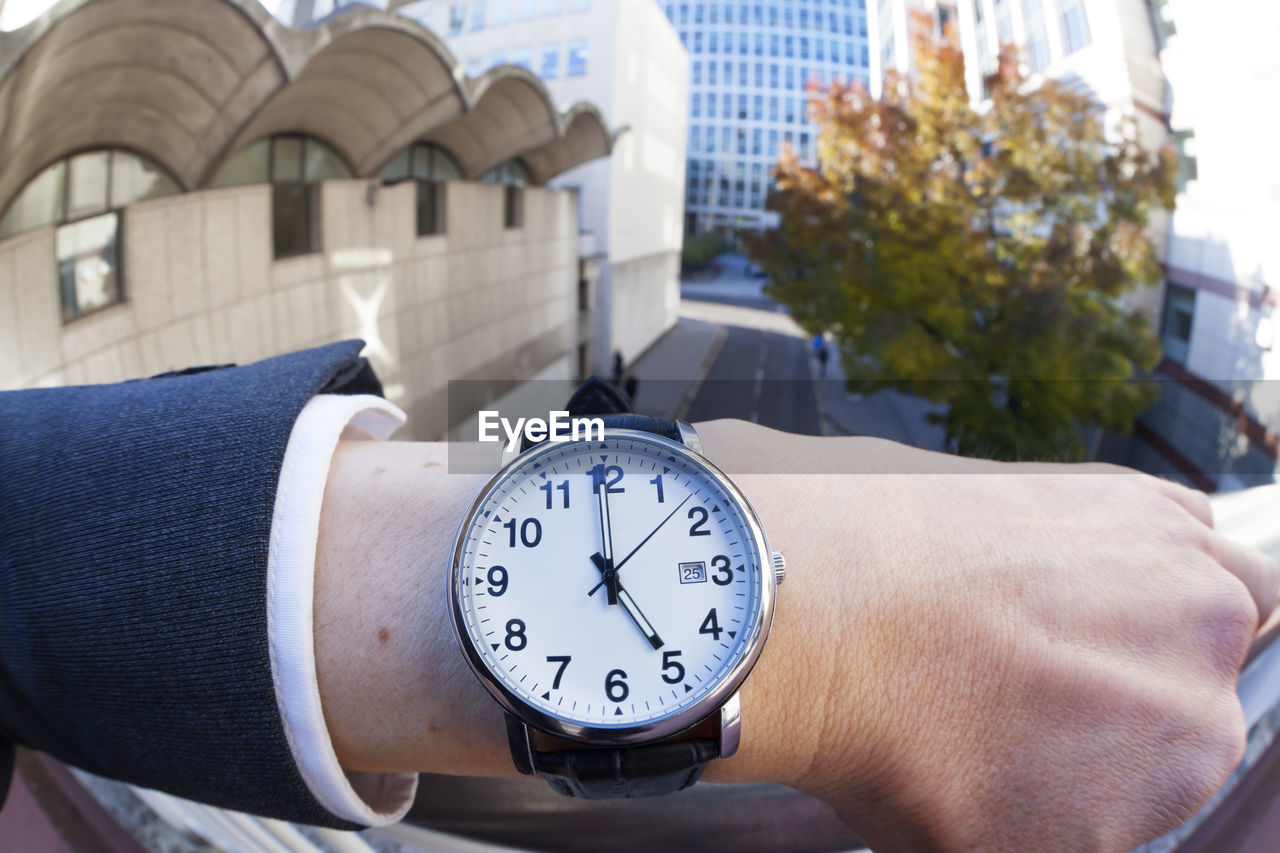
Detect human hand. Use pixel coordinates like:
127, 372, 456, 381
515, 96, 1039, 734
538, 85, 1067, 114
694, 421, 1279, 852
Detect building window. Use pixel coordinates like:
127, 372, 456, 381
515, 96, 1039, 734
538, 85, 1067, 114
692, 61, 702, 84
272, 182, 318, 260
379, 142, 461, 237
1173, 130, 1198, 192
0, 149, 180, 322
482, 158, 533, 229
512, 47, 533, 71
1161, 284, 1195, 365
1022, 0, 1050, 71
448, 3, 465, 34
567, 39, 588, 76
1148, 0, 1177, 50
504, 185, 524, 228
1057, 0, 1091, 55
692, 93, 702, 118
210, 134, 350, 259
539, 45, 559, 78
471, 1, 485, 30
994, 0, 1013, 42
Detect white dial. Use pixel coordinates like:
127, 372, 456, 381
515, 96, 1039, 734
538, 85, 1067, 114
452, 430, 772, 734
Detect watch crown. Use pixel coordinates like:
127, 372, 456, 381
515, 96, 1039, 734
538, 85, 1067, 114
771, 550, 786, 585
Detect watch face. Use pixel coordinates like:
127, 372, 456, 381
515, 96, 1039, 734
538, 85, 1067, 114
450, 429, 775, 743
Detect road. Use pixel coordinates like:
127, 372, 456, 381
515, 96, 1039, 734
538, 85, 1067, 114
682, 324, 821, 435
678, 261, 822, 435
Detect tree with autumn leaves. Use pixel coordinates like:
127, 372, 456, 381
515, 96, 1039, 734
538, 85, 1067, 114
751, 17, 1176, 460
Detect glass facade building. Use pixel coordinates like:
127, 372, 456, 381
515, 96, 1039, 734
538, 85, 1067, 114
663, 1, 870, 235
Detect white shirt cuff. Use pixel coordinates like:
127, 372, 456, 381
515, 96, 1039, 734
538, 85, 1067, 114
266, 393, 417, 826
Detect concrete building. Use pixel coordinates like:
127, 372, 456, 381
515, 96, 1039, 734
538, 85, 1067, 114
0, 0, 620, 439
661, 0, 871, 236
868, 0, 1278, 488
344, 0, 691, 374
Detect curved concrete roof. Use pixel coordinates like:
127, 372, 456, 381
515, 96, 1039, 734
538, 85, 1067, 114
0, 0, 617, 212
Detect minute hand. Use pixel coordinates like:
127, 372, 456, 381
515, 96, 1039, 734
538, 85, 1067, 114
614, 489, 696, 568
589, 493, 695, 596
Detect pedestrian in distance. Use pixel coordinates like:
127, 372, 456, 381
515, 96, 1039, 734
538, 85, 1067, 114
611, 350, 624, 386
812, 333, 830, 378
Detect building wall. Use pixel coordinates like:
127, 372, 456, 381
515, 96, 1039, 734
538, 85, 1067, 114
0, 180, 584, 440
394, 0, 686, 371
665, 0, 872, 234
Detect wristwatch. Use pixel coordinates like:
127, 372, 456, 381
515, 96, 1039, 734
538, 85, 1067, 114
449, 378, 785, 798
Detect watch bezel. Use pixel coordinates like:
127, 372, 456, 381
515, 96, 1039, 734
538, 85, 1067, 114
448, 427, 777, 747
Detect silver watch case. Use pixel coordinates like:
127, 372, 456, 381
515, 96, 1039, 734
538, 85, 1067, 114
448, 426, 777, 751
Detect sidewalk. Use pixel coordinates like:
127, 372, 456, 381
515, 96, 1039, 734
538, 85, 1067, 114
626, 316, 727, 421
810, 340, 948, 449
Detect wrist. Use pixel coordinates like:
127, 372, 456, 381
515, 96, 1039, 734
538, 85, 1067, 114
691, 424, 888, 787
313, 440, 514, 777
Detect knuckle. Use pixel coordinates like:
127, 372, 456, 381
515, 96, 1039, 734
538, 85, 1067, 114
1201, 698, 1248, 788
1198, 579, 1257, 673
1188, 490, 1215, 527
1161, 513, 1214, 554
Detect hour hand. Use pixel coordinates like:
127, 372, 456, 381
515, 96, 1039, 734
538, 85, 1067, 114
590, 552, 620, 605
591, 554, 663, 650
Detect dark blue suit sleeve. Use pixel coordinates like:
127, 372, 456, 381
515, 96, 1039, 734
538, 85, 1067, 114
0, 340, 386, 828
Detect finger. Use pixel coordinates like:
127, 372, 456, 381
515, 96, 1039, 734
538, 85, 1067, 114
1210, 533, 1280, 628
1153, 478, 1215, 529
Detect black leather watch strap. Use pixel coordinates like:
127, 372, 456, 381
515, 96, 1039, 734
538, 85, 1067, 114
520, 376, 683, 450
534, 739, 720, 799
513, 376, 715, 798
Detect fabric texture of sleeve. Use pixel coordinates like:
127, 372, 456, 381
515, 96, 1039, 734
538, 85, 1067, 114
0, 340, 384, 828
267, 393, 417, 826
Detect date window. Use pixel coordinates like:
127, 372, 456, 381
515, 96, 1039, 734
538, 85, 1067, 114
678, 561, 708, 585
